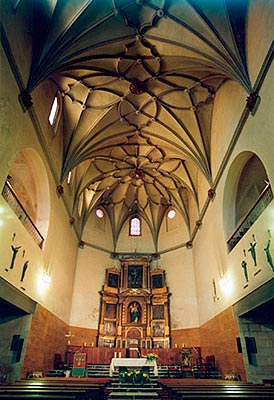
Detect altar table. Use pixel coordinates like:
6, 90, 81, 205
109, 357, 158, 376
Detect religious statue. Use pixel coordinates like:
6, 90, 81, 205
20, 260, 29, 282
9, 245, 21, 269
264, 239, 274, 271
248, 236, 257, 266
130, 302, 140, 323
241, 259, 248, 283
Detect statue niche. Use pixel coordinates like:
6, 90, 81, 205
129, 301, 141, 323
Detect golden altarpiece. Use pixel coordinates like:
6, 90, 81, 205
97, 257, 171, 349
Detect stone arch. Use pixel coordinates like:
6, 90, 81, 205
223, 151, 270, 241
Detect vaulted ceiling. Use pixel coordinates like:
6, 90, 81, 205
23, 0, 252, 248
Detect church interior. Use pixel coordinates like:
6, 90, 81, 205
0, 0, 274, 393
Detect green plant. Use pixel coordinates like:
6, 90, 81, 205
145, 353, 159, 362
119, 368, 150, 385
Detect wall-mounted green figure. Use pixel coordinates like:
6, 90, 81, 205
241, 259, 249, 282
248, 238, 257, 266
9, 245, 21, 269
264, 239, 274, 271
20, 260, 29, 282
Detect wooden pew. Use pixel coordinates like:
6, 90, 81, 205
170, 388, 274, 400
0, 378, 108, 399
263, 379, 274, 387
158, 381, 274, 400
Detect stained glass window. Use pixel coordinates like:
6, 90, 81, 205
130, 217, 141, 236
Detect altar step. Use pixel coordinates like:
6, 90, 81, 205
110, 381, 159, 389
106, 370, 162, 399
108, 390, 160, 399
158, 365, 181, 378
87, 364, 180, 378
86, 364, 111, 377
107, 382, 161, 399
46, 364, 182, 379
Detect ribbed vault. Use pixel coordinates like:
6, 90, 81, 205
22, 0, 252, 249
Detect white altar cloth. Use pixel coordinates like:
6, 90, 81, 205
109, 357, 158, 376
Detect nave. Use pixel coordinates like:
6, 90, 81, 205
1, 377, 274, 400
1, 0, 274, 387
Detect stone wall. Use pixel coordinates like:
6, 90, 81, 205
171, 327, 201, 348
238, 316, 274, 383
67, 326, 98, 347
200, 307, 246, 381
22, 305, 68, 378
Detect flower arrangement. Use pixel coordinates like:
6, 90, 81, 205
119, 368, 150, 385
144, 353, 159, 362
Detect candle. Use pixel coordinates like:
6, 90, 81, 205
114, 352, 117, 358
119, 352, 121, 358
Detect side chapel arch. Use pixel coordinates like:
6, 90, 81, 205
223, 151, 272, 250
4, 148, 50, 243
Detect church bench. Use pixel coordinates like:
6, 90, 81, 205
159, 383, 267, 392
159, 382, 274, 400
174, 396, 274, 400
0, 394, 84, 400
10, 382, 105, 389
0, 396, 86, 400
172, 388, 274, 393
159, 381, 266, 388
158, 379, 256, 385
0, 388, 86, 394
263, 379, 274, 386
169, 387, 272, 394
0, 384, 87, 389
171, 388, 274, 399
0, 387, 105, 399
21, 379, 109, 384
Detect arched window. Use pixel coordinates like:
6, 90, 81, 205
48, 93, 61, 132
66, 171, 72, 185
129, 217, 141, 236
